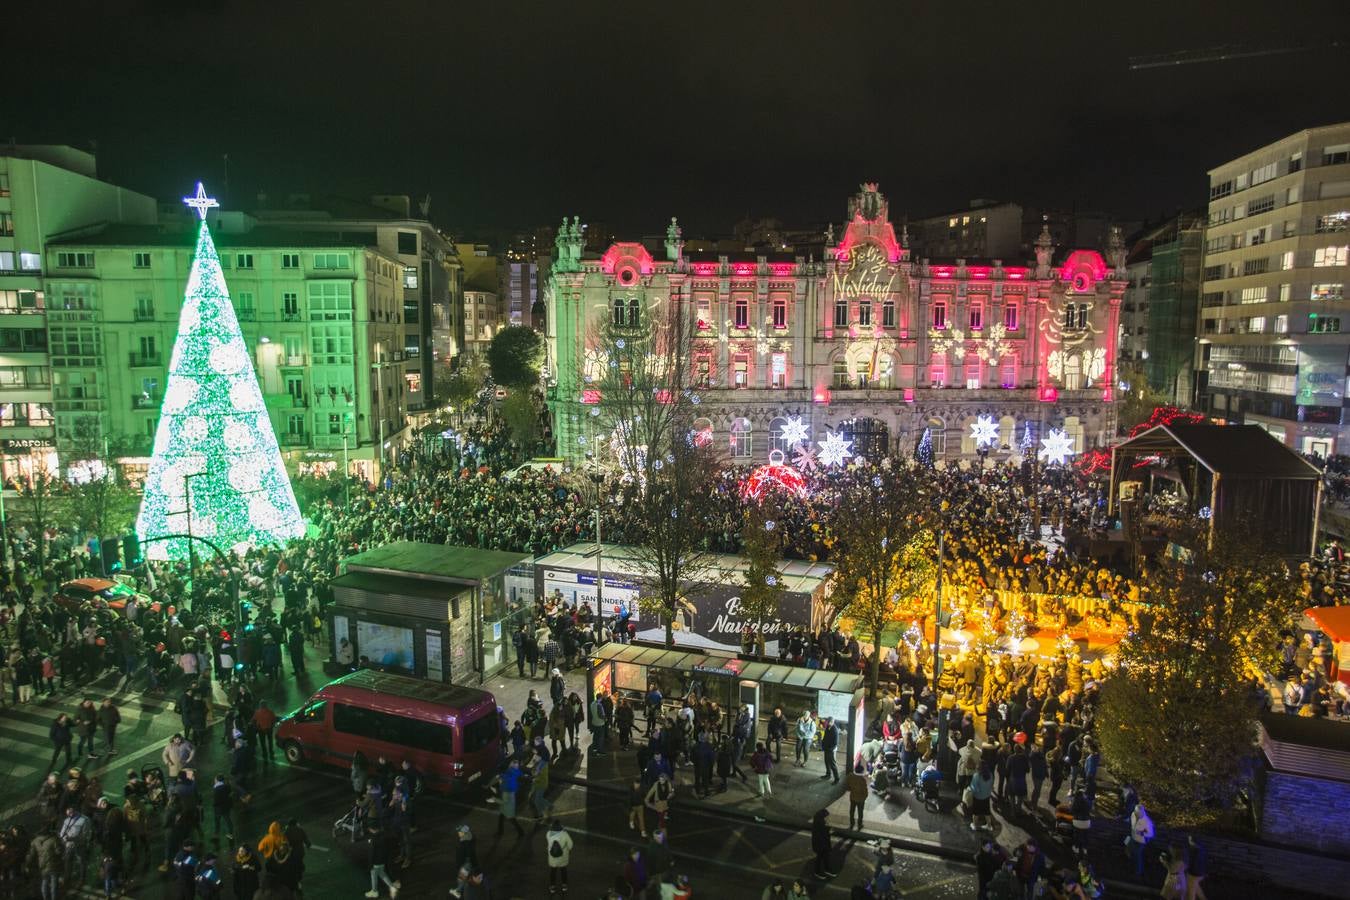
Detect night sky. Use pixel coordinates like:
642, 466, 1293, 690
7, 1, 1348, 238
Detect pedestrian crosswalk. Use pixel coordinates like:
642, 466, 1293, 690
0, 678, 179, 790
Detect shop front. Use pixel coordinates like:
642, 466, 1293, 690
0, 436, 58, 485
536, 542, 833, 654
586, 642, 866, 761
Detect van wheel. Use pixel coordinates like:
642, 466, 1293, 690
282, 741, 304, 764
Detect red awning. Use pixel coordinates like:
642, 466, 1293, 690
1306, 606, 1350, 643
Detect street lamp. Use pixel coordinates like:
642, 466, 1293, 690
372, 343, 397, 486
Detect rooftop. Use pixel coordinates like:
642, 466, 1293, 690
46, 222, 380, 250
342, 541, 531, 584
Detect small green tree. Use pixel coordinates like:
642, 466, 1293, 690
500, 390, 542, 451
739, 499, 786, 650
1095, 526, 1303, 822
487, 325, 546, 390
67, 437, 138, 546
12, 465, 63, 567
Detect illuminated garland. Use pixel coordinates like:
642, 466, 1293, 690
136, 192, 305, 560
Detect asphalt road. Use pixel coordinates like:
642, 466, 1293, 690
0, 670, 978, 899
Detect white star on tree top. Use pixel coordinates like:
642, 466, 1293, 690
818, 431, 853, 468
1038, 428, 1076, 465
183, 182, 219, 220
779, 415, 810, 448
970, 415, 999, 448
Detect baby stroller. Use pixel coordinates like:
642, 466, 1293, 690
332, 802, 365, 842
914, 763, 943, 812
912, 766, 945, 814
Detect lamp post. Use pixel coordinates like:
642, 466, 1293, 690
372, 342, 396, 487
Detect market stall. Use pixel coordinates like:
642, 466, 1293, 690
1306, 605, 1350, 683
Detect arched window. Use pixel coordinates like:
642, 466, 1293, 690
612, 296, 626, 326
927, 416, 946, 457
769, 417, 791, 455
730, 417, 752, 460
999, 415, 1017, 451
1062, 353, 1083, 390
627, 297, 641, 327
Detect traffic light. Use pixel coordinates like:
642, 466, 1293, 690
122, 534, 143, 566
100, 538, 121, 574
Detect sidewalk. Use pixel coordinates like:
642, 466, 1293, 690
482, 668, 1038, 861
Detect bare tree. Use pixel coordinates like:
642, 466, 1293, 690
828, 463, 938, 696
587, 298, 721, 647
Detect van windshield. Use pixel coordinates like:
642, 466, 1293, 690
461, 712, 497, 754
295, 700, 325, 723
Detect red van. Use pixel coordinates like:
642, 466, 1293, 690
276, 670, 500, 791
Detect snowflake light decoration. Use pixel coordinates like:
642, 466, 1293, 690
970, 415, 999, 449
778, 415, 810, 448
1038, 428, 1076, 465
976, 323, 1013, 364
929, 327, 967, 360
792, 443, 819, 470
818, 431, 853, 468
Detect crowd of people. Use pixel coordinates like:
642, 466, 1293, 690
0, 406, 1343, 898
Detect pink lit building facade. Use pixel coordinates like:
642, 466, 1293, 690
546, 185, 1124, 463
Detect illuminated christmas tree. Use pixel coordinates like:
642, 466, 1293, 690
915, 427, 934, 468
135, 184, 305, 561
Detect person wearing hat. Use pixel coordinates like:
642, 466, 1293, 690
453, 823, 477, 874
170, 839, 198, 900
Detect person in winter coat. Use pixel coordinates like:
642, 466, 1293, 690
622, 847, 648, 897
795, 711, 816, 766
544, 819, 572, 896
231, 845, 261, 900
810, 808, 834, 878
845, 763, 869, 830
363, 821, 398, 898
819, 717, 840, 783
767, 708, 789, 762
975, 838, 1008, 900
750, 742, 774, 797
98, 699, 121, 756
646, 828, 673, 881
549, 704, 570, 758
453, 824, 477, 874
75, 699, 98, 759
47, 714, 73, 774
26, 827, 62, 900
1128, 800, 1155, 876
36, 773, 63, 825
162, 735, 195, 780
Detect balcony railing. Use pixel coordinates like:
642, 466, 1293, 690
129, 353, 162, 367
131, 394, 161, 410
281, 432, 308, 447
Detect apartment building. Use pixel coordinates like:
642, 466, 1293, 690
0, 146, 157, 482
1197, 123, 1350, 456
44, 215, 407, 482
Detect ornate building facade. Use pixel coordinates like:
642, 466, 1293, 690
546, 185, 1124, 464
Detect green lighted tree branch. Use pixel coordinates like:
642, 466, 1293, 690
135, 184, 304, 561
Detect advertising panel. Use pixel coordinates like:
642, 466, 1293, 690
1297, 345, 1347, 407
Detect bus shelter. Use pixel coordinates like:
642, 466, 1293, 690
585, 642, 867, 761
